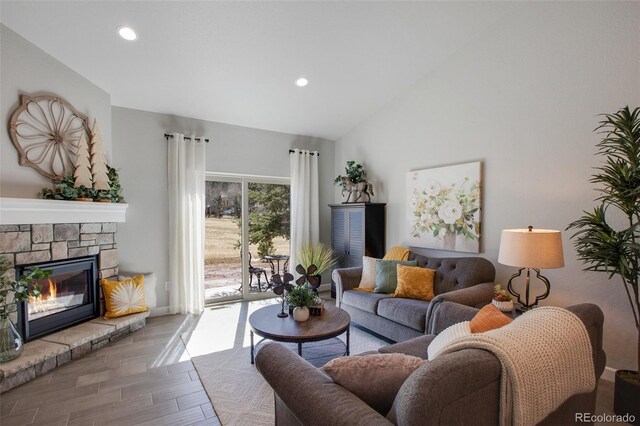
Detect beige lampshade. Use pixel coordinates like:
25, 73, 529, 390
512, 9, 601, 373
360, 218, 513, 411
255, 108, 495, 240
498, 228, 564, 269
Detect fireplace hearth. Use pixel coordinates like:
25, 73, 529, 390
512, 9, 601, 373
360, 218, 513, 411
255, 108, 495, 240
17, 256, 99, 341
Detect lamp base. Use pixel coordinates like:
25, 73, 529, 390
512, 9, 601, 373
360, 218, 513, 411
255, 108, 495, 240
506, 268, 551, 310
513, 302, 541, 313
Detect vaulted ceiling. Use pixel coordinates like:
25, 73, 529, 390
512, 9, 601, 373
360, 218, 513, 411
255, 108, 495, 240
1, 1, 516, 139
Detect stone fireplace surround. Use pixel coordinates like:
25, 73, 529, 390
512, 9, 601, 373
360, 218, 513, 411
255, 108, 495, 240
0, 198, 142, 393
0, 222, 119, 288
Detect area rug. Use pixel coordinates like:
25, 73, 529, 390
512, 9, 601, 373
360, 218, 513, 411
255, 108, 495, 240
191, 312, 386, 426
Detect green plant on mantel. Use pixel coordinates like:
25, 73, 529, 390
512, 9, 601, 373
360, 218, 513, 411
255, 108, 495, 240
105, 166, 124, 202
41, 173, 78, 200
0, 257, 49, 319
567, 106, 640, 384
40, 166, 124, 202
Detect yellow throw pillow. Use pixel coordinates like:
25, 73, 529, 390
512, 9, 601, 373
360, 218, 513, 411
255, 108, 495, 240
383, 246, 410, 261
357, 256, 378, 290
101, 275, 149, 319
393, 265, 435, 301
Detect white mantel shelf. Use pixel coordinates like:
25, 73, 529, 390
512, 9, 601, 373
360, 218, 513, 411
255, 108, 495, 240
0, 198, 128, 225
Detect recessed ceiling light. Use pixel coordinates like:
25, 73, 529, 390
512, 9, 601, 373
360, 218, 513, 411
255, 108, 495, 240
117, 26, 137, 41
295, 77, 308, 87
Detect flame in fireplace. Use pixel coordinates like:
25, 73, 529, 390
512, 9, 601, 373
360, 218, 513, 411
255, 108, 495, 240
48, 279, 57, 300
28, 278, 58, 307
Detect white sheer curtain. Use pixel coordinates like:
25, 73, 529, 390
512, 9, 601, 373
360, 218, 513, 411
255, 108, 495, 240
168, 133, 205, 315
289, 149, 320, 271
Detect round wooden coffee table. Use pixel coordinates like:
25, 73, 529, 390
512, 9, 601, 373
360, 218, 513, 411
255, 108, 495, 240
249, 304, 351, 364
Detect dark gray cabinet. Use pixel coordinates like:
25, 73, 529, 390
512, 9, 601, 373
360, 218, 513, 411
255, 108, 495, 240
330, 203, 386, 298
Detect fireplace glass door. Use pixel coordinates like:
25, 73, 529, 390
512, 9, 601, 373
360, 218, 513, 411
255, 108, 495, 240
28, 270, 90, 321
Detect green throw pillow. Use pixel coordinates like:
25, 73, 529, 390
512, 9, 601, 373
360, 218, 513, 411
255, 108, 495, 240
374, 259, 418, 294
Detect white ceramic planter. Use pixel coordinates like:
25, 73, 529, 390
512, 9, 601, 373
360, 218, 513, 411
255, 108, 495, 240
492, 299, 514, 312
293, 306, 310, 322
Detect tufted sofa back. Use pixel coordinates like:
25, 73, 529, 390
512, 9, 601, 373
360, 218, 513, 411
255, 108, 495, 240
408, 253, 496, 295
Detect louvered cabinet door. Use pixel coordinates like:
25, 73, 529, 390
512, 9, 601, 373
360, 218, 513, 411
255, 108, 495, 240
346, 208, 364, 267
331, 207, 347, 269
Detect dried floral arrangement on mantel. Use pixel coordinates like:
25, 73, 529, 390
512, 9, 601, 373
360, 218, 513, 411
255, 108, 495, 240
8, 93, 125, 203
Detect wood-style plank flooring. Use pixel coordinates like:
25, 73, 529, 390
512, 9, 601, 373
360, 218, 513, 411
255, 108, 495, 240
0, 314, 220, 426
0, 301, 623, 426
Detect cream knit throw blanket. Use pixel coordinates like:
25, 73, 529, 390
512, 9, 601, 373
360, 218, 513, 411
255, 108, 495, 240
439, 307, 595, 426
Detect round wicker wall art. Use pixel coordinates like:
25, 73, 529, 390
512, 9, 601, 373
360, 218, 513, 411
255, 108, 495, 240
9, 94, 91, 180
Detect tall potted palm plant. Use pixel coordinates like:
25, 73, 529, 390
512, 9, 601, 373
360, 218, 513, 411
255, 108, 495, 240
567, 106, 639, 419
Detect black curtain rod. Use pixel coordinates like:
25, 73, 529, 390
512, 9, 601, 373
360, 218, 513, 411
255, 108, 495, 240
164, 133, 210, 143
289, 149, 319, 157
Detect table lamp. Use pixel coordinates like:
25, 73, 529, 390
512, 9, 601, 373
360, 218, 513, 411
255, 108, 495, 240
498, 226, 564, 310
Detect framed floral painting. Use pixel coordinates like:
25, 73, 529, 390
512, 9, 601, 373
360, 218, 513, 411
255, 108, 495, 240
407, 161, 481, 253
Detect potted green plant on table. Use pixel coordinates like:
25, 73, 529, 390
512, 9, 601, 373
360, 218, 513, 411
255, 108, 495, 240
295, 244, 337, 291
492, 284, 514, 312
567, 106, 639, 420
0, 258, 49, 362
285, 285, 317, 322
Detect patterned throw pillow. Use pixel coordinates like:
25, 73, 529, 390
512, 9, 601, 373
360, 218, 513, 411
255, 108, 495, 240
356, 256, 378, 291
323, 353, 426, 414
101, 275, 148, 319
470, 303, 513, 333
393, 265, 436, 301
374, 259, 418, 294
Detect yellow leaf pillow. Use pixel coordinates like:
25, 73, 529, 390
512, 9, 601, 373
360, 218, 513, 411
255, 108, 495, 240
393, 265, 435, 301
101, 275, 148, 319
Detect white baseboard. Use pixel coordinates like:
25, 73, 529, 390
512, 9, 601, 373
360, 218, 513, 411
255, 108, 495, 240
602, 366, 616, 382
150, 306, 170, 317
318, 283, 331, 293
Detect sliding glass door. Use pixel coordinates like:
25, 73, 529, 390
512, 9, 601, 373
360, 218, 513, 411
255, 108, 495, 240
204, 174, 290, 303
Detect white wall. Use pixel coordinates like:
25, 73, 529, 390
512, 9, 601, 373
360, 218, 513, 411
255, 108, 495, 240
112, 107, 335, 309
0, 25, 111, 198
335, 2, 640, 371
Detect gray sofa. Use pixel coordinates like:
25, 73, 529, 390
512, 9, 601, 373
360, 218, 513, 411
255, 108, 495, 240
332, 253, 496, 341
255, 302, 606, 426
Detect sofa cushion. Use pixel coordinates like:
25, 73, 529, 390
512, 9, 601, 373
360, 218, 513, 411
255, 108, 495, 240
377, 297, 431, 332
342, 290, 391, 314
382, 246, 410, 260
470, 303, 512, 333
374, 259, 417, 294
394, 265, 435, 301
322, 353, 426, 415
357, 256, 378, 290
